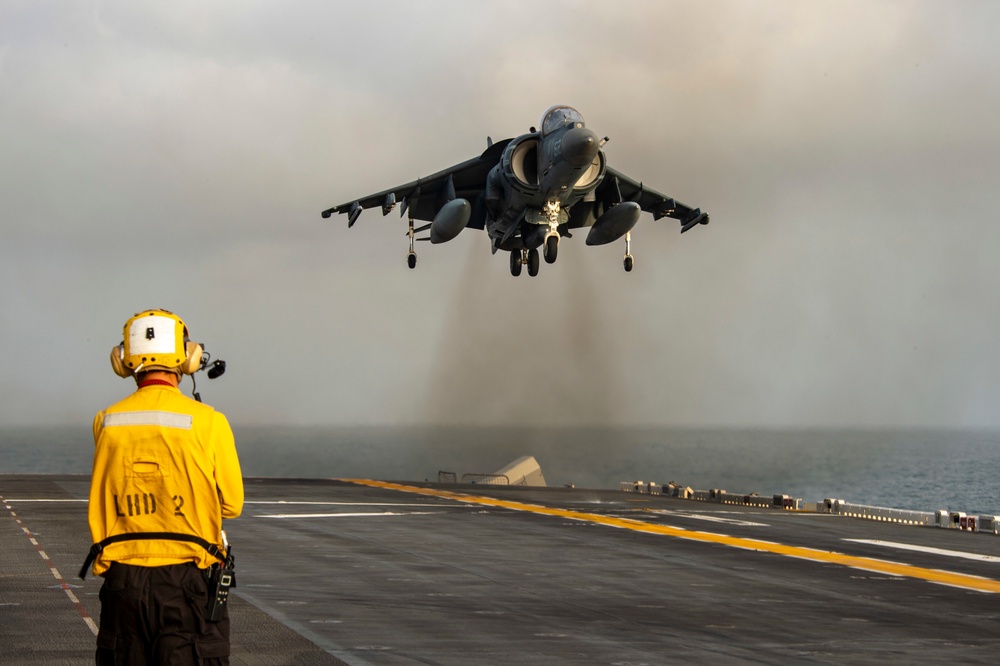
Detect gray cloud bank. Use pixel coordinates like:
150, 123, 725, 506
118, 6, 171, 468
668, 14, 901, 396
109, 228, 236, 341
2, 1, 999, 429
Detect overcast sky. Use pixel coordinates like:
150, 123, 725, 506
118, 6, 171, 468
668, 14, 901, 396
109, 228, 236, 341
2, 1, 999, 430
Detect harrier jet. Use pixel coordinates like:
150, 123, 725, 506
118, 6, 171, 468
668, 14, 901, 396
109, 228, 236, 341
322, 105, 709, 276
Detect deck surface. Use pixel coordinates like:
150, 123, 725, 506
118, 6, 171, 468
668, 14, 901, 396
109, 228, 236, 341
3, 474, 1000, 665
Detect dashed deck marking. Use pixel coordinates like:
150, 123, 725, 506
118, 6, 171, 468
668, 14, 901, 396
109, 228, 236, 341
343, 479, 1000, 595
1, 495, 99, 635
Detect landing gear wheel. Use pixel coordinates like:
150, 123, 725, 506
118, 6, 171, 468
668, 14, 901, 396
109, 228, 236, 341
527, 248, 540, 277
407, 217, 417, 269
510, 250, 523, 277
543, 234, 559, 264
623, 255, 633, 272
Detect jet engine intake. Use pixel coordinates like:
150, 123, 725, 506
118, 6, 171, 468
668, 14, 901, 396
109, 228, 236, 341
509, 138, 539, 187
585, 201, 641, 246
430, 198, 472, 244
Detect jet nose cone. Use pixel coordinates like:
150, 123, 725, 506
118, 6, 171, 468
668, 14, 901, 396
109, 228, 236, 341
561, 127, 601, 166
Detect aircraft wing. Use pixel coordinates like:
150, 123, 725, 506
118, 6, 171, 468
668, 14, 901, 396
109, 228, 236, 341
321, 139, 511, 229
602, 166, 709, 233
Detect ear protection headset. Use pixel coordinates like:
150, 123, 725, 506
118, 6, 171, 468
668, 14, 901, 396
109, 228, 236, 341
110, 309, 203, 378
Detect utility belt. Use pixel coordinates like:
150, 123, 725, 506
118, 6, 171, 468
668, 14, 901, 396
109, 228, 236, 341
79, 532, 235, 622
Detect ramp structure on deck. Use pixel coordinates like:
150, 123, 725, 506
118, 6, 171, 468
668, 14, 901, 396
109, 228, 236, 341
443, 455, 548, 487
493, 455, 546, 487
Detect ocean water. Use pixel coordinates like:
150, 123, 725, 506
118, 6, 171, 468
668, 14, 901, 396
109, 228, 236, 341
3, 425, 999, 516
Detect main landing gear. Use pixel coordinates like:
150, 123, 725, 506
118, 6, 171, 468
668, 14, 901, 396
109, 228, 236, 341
510, 248, 540, 277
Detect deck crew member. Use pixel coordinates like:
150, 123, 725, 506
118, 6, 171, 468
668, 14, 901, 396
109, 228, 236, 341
85, 309, 243, 665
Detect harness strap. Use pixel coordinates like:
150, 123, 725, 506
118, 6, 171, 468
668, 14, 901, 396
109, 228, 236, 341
79, 532, 225, 580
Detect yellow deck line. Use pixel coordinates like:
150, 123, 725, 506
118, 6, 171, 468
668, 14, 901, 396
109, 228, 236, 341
341, 479, 1000, 594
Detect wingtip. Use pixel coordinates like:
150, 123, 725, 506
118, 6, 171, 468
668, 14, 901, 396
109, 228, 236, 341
680, 210, 708, 233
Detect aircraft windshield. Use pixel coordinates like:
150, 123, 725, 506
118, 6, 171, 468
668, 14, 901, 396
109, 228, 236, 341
541, 106, 585, 136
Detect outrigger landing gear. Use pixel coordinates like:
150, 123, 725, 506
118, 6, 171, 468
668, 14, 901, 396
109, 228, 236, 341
623, 231, 634, 272
407, 217, 417, 269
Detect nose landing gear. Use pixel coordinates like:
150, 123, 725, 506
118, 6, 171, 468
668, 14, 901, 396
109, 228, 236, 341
543, 200, 561, 264
543, 233, 559, 264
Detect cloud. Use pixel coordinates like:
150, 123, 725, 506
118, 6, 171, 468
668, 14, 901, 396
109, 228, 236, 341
2, 1, 999, 429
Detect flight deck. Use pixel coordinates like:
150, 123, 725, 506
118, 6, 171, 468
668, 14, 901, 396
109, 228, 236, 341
3, 474, 1000, 665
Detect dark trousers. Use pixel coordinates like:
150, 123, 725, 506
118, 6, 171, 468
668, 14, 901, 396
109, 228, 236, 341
96, 562, 230, 665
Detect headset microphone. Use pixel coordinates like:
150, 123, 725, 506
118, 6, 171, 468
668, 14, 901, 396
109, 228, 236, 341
207, 360, 227, 380
191, 353, 227, 402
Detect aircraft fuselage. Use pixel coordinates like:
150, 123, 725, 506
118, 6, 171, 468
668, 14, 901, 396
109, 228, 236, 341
487, 106, 607, 251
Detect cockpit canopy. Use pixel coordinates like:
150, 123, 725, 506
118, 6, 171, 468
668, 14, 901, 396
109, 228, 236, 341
541, 105, 585, 137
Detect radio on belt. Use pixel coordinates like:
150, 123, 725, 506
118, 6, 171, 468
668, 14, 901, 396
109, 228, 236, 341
206, 530, 236, 622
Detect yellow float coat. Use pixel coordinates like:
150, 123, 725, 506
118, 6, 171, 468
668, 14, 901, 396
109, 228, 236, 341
88, 383, 243, 576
